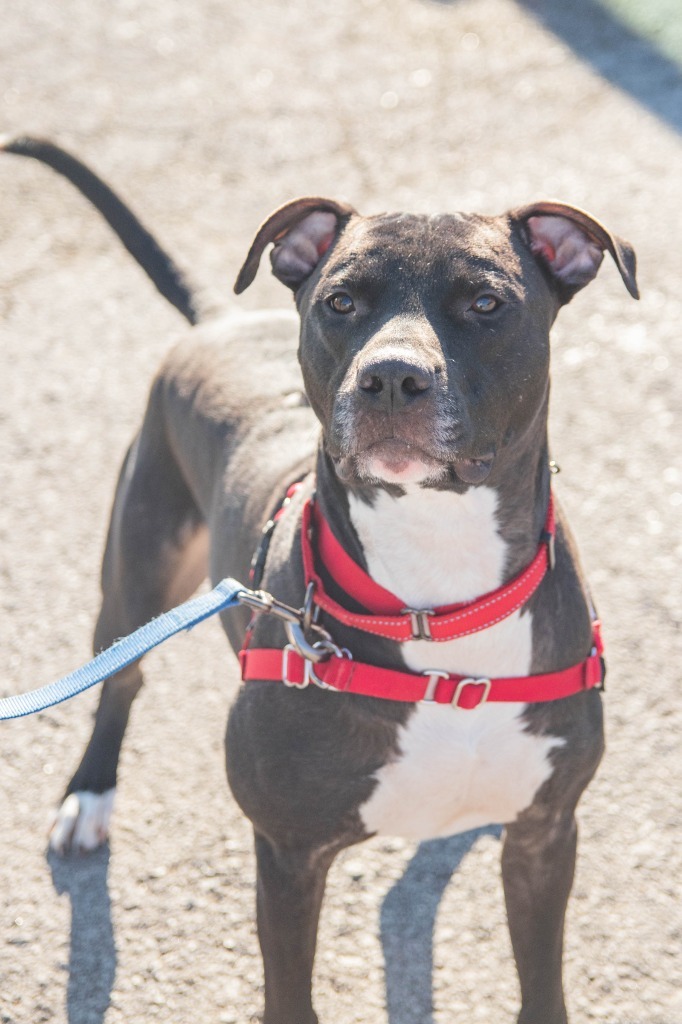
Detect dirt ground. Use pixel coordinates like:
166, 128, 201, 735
1, 0, 681, 1022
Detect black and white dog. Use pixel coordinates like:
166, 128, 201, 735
4, 137, 638, 1024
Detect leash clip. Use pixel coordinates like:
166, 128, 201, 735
239, 582, 335, 663
284, 620, 333, 663
283, 582, 336, 663
237, 588, 302, 625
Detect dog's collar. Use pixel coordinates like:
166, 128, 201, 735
300, 494, 556, 642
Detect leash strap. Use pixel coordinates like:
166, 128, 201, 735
301, 496, 556, 642
239, 621, 605, 707
0, 578, 243, 720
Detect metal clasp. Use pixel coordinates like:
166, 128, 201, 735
239, 581, 335, 663
452, 677, 492, 709
282, 642, 352, 690
591, 645, 606, 693
403, 608, 435, 640
284, 619, 332, 663
237, 588, 302, 625
421, 669, 449, 702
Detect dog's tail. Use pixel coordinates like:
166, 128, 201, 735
1, 135, 205, 326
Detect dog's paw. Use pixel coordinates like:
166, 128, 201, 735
48, 789, 116, 854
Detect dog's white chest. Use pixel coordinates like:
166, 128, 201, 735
347, 486, 562, 841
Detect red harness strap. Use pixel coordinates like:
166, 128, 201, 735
301, 496, 556, 642
238, 486, 605, 706
239, 620, 604, 707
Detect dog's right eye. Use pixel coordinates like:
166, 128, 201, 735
327, 293, 355, 314
471, 294, 501, 314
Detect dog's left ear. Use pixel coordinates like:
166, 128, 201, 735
512, 201, 639, 301
234, 197, 357, 294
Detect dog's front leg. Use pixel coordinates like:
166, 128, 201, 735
254, 831, 336, 1024
501, 811, 578, 1024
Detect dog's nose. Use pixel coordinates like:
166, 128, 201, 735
357, 356, 435, 410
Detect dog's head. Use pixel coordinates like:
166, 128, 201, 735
236, 199, 637, 490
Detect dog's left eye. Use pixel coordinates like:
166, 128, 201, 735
471, 295, 500, 314
328, 293, 355, 314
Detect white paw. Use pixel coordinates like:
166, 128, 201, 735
48, 789, 116, 854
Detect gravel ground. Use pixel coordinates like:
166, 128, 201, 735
1, 1, 681, 1022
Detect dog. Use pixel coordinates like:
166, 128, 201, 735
3, 136, 638, 1024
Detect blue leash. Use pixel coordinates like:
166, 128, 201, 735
0, 577, 244, 721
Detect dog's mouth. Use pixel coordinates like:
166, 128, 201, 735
334, 440, 495, 487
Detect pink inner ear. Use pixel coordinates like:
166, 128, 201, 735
530, 238, 556, 263
271, 211, 339, 285
316, 233, 334, 257
527, 215, 604, 289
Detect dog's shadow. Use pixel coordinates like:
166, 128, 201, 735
380, 825, 502, 1024
48, 846, 116, 1024
46, 827, 499, 1024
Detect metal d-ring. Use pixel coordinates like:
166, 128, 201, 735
301, 581, 320, 635
306, 642, 352, 689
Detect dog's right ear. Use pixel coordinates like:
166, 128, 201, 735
234, 197, 357, 294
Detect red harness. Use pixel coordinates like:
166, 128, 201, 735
239, 489, 605, 708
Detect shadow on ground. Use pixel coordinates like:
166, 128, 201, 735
381, 825, 502, 1024
49, 847, 116, 1024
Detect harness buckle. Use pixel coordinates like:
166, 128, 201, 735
421, 669, 449, 702
306, 644, 352, 690
282, 643, 352, 690
590, 645, 607, 692
452, 677, 492, 709
403, 608, 435, 640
